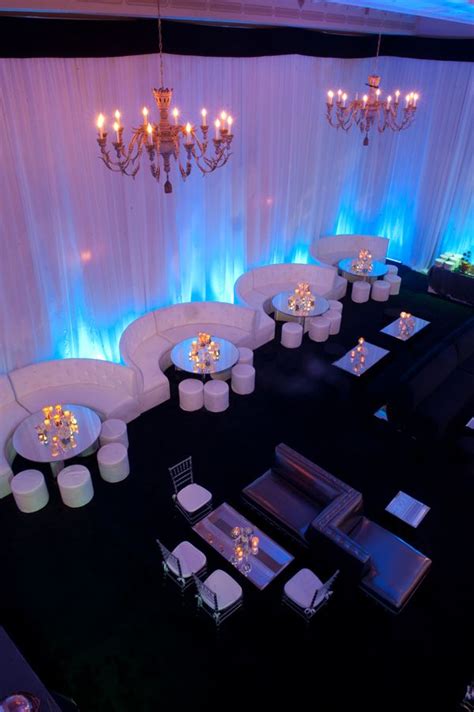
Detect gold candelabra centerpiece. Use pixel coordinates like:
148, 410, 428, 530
35, 405, 79, 458
352, 248, 374, 273
398, 311, 416, 338
95, 2, 233, 193
350, 337, 368, 373
189, 333, 221, 372
325, 35, 419, 146
288, 282, 316, 312
231, 526, 259, 575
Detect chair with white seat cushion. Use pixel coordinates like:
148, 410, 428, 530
328, 299, 343, 313
281, 322, 303, 348
156, 537, 207, 590
179, 379, 204, 412
231, 364, 255, 395
282, 568, 339, 620
168, 455, 212, 524
238, 347, 254, 366
11, 469, 49, 513
371, 280, 391, 302
97, 442, 130, 483
384, 273, 402, 295
325, 309, 342, 335
58, 464, 94, 508
100, 418, 129, 448
193, 570, 243, 626
308, 316, 330, 343
352, 281, 371, 303
203, 380, 229, 412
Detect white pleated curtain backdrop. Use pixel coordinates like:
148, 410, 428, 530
0, 52, 472, 372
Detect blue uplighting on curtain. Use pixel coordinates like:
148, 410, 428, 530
0, 53, 472, 372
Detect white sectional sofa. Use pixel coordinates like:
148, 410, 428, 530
234, 263, 347, 325
9, 358, 141, 425
310, 235, 390, 266
0, 375, 30, 498
119, 301, 268, 413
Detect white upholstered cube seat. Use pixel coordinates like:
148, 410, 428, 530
384, 273, 402, 295
284, 568, 324, 609
238, 347, 254, 366
11, 469, 49, 513
100, 418, 129, 448
97, 442, 130, 483
167, 540, 207, 579
281, 322, 303, 348
352, 281, 371, 303
308, 316, 330, 342
328, 299, 343, 313
58, 464, 94, 508
386, 264, 399, 274
179, 379, 204, 412
371, 280, 391, 302
203, 380, 229, 412
325, 309, 342, 335
201, 569, 243, 611
231, 364, 255, 395
177, 483, 212, 514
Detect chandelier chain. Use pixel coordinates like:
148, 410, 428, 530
157, 0, 164, 88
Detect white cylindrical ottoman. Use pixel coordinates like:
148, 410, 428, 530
371, 280, 391, 302
178, 379, 204, 412
328, 300, 343, 313
386, 265, 399, 275
281, 322, 303, 348
97, 443, 130, 483
231, 364, 256, 395
100, 418, 129, 448
58, 464, 94, 508
204, 380, 229, 412
308, 316, 330, 343
384, 273, 402, 295
238, 347, 254, 366
11, 470, 49, 513
352, 281, 371, 303
325, 309, 342, 336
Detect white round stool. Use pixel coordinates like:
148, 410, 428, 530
178, 379, 204, 411
97, 443, 130, 483
384, 273, 402, 295
308, 316, 330, 342
238, 347, 254, 366
231, 364, 255, 395
58, 464, 94, 508
204, 380, 229, 412
281, 322, 303, 348
371, 280, 391, 302
386, 264, 399, 275
100, 418, 129, 448
328, 300, 343, 313
325, 309, 342, 335
11, 470, 49, 513
352, 281, 371, 303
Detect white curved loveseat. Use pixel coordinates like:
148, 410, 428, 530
119, 301, 267, 413
0, 375, 30, 498
310, 235, 390, 266
9, 358, 141, 426
234, 263, 347, 325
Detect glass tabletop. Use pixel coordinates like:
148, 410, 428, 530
12, 404, 101, 464
338, 257, 388, 279
332, 341, 390, 377
170, 336, 239, 376
193, 502, 294, 590
271, 291, 329, 319
380, 315, 430, 341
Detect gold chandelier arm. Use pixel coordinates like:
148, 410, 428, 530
97, 128, 146, 177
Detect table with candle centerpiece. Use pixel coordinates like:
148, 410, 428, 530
272, 282, 329, 329
170, 332, 239, 381
12, 404, 101, 477
338, 252, 388, 284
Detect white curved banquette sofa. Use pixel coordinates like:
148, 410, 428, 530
234, 263, 347, 321
0, 375, 30, 498
119, 301, 269, 413
310, 235, 390, 266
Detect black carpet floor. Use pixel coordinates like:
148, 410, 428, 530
1, 265, 473, 712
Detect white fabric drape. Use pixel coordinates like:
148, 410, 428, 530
0, 52, 472, 372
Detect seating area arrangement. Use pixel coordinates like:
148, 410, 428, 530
310, 234, 390, 266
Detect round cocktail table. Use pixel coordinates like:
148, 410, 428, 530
338, 257, 388, 284
170, 336, 239, 379
13, 404, 101, 477
271, 291, 329, 329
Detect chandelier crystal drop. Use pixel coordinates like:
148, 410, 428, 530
325, 34, 419, 146
95, 1, 233, 193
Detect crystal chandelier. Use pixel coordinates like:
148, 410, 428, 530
325, 34, 419, 146
95, 1, 233, 193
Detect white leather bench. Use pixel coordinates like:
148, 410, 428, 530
0, 375, 30, 499
310, 234, 390, 266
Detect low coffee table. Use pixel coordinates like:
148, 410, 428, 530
271, 291, 329, 329
380, 315, 430, 341
170, 336, 239, 380
332, 341, 389, 377
338, 257, 388, 284
193, 502, 294, 590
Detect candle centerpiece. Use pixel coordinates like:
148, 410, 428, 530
350, 337, 369, 373
397, 311, 416, 338
189, 332, 221, 371
287, 282, 316, 312
352, 249, 373, 274
231, 525, 259, 575
35, 404, 79, 458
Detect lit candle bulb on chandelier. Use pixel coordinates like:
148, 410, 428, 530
113, 121, 120, 143
185, 122, 193, 144
114, 110, 121, 127
395, 90, 400, 104
413, 93, 419, 107
387, 95, 392, 107
342, 92, 347, 108
97, 113, 105, 139
214, 118, 221, 140
220, 110, 228, 122
147, 122, 153, 145
201, 108, 207, 127
327, 90, 334, 106
375, 89, 381, 100
227, 115, 233, 134
405, 94, 410, 108
362, 94, 368, 108
142, 107, 149, 127
172, 107, 179, 125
